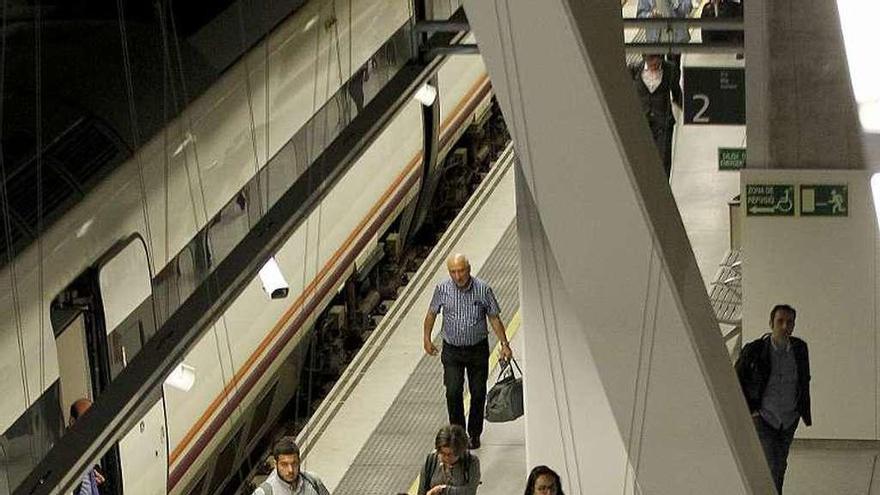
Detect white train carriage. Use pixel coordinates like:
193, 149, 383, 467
0, 0, 488, 494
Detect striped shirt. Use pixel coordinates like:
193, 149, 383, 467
429, 277, 501, 346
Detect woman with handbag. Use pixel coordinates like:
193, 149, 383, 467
418, 425, 481, 495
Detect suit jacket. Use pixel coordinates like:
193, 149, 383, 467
631, 61, 682, 127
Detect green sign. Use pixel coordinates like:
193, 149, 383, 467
800, 184, 848, 216
745, 184, 795, 216
718, 148, 745, 170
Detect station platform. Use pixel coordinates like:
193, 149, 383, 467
294, 144, 524, 494
290, 48, 753, 495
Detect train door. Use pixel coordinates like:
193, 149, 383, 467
96, 237, 168, 495
52, 236, 168, 495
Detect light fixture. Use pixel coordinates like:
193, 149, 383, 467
303, 16, 318, 32
414, 83, 437, 106
172, 132, 194, 157
259, 256, 290, 299
75, 218, 94, 238
165, 363, 196, 392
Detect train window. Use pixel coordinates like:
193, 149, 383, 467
176, 245, 198, 301
98, 236, 157, 378
0, 381, 64, 493
98, 238, 153, 335
108, 318, 145, 380
206, 192, 251, 269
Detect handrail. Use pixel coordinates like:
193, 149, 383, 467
623, 17, 743, 30
624, 41, 743, 54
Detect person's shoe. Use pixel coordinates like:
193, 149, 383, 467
468, 436, 481, 449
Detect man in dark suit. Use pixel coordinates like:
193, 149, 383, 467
631, 53, 682, 178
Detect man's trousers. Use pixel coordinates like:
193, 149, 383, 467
754, 416, 798, 494
441, 340, 490, 440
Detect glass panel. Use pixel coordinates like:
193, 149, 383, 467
430, 0, 463, 20
98, 238, 153, 334
99, 237, 157, 380
151, 21, 414, 328
108, 319, 145, 380
206, 193, 251, 266
0, 381, 64, 493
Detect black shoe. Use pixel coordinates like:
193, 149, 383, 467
468, 436, 481, 449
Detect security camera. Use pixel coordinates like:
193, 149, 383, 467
259, 257, 290, 300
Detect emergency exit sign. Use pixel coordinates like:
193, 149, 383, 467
800, 184, 848, 216
718, 148, 745, 170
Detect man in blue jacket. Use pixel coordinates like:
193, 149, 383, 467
735, 304, 812, 494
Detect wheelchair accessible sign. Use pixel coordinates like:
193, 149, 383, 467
745, 184, 794, 216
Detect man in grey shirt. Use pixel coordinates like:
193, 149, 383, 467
736, 304, 812, 493
424, 253, 513, 449
251, 437, 329, 495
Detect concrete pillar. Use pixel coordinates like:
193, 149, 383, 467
517, 165, 632, 494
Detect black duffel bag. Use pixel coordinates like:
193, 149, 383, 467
485, 358, 523, 422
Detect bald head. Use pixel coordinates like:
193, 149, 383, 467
446, 253, 471, 288
69, 398, 92, 426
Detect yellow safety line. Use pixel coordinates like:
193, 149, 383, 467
406, 311, 522, 495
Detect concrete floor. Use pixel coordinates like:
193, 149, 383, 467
476, 329, 527, 495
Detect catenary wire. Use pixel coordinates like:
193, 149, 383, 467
0, 0, 30, 409
35, 0, 45, 393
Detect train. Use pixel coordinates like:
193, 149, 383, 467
0, 0, 491, 494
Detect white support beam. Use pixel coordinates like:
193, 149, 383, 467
463, 1, 774, 492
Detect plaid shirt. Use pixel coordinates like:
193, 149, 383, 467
429, 277, 501, 346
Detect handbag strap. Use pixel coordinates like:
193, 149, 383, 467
495, 357, 523, 384
509, 357, 522, 376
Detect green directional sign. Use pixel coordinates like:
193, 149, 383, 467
800, 184, 848, 216
718, 148, 745, 170
745, 184, 795, 216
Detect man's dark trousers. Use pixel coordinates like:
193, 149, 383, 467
649, 119, 674, 178
441, 339, 489, 440
754, 416, 797, 493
